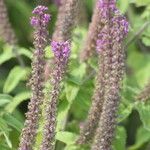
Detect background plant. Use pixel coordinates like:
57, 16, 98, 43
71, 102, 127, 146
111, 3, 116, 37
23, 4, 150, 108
0, 0, 150, 150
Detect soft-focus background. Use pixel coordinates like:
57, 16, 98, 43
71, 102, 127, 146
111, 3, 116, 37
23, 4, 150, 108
0, 0, 150, 150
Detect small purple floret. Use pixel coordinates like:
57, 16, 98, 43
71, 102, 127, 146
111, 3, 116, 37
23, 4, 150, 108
30, 5, 51, 27
99, 0, 116, 8
96, 0, 129, 53
32, 5, 48, 15
51, 41, 71, 63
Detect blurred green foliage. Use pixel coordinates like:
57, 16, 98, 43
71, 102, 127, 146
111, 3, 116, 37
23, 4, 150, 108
0, 0, 150, 150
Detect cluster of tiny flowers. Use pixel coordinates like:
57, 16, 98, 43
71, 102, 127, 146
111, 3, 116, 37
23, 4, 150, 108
40, 0, 78, 148
79, 0, 103, 62
91, 0, 129, 150
30, 6, 51, 28
0, 0, 17, 45
112, 9, 129, 38
97, 1, 128, 53
40, 41, 71, 150
99, 0, 116, 17
52, 0, 79, 41
51, 41, 71, 63
19, 5, 50, 150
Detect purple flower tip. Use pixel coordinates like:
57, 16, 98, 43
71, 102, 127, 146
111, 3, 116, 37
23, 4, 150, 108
31, 5, 51, 27
51, 41, 71, 61
121, 19, 129, 36
96, 0, 129, 53
32, 5, 48, 15
99, 0, 116, 9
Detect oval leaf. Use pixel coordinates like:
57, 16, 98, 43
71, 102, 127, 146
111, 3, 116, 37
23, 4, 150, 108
3, 66, 30, 93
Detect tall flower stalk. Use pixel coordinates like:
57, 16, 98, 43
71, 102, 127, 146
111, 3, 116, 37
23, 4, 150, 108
80, 0, 103, 62
91, 0, 128, 150
41, 0, 79, 149
77, 54, 106, 144
0, 0, 17, 45
52, 0, 79, 41
41, 41, 71, 150
18, 6, 50, 150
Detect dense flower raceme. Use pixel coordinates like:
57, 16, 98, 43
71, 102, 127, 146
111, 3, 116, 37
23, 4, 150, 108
0, 0, 17, 45
41, 0, 79, 148
41, 41, 71, 150
51, 41, 71, 62
79, 0, 103, 62
52, 0, 79, 41
19, 6, 50, 150
78, 0, 128, 146
91, 1, 129, 150
31, 6, 51, 28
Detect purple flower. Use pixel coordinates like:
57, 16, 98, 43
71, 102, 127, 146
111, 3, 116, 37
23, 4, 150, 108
32, 5, 48, 14
99, 0, 116, 8
30, 5, 51, 27
96, 0, 129, 53
19, 5, 51, 150
98, 0, 116, 17
51, 41, 71, 63
91, 1, 129, 150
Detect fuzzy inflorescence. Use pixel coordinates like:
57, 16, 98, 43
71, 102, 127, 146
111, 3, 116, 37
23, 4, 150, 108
44, 0, 79, 79
80, 0, 103, 62
77, 55, 105, 144
90, 0, 129, 150
41, 1, 79, 148
19, 5, 50, 150
78, 0, 128, 145
41, 41, 70, 150
52, 0, 79, 41
0, 0, 17, 45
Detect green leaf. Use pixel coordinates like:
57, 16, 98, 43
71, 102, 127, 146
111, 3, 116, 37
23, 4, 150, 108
3, 114, 23, 132
0, 45, 14, 65
19, 47, 32, 59
0, 45, 32, 65
118, 102, 133, 123
57, 100, 69, 131
45, 46, 53, 58
142, 36, 150, 46
128, 48, 150, 88
5, 91, 31, 113
68, 63, 86, 85
112, 126, 127, 150
134, 0, 150, 6
128, 127, 150, 150
0, 94, 13, 107
65, 85, 79, 103
3, 66, 30, 93
56, 131, 78, 145
135, 102, 150, 131
2, 132, 12, 148
0, 118, 12, 148
118, 0, 129, 13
